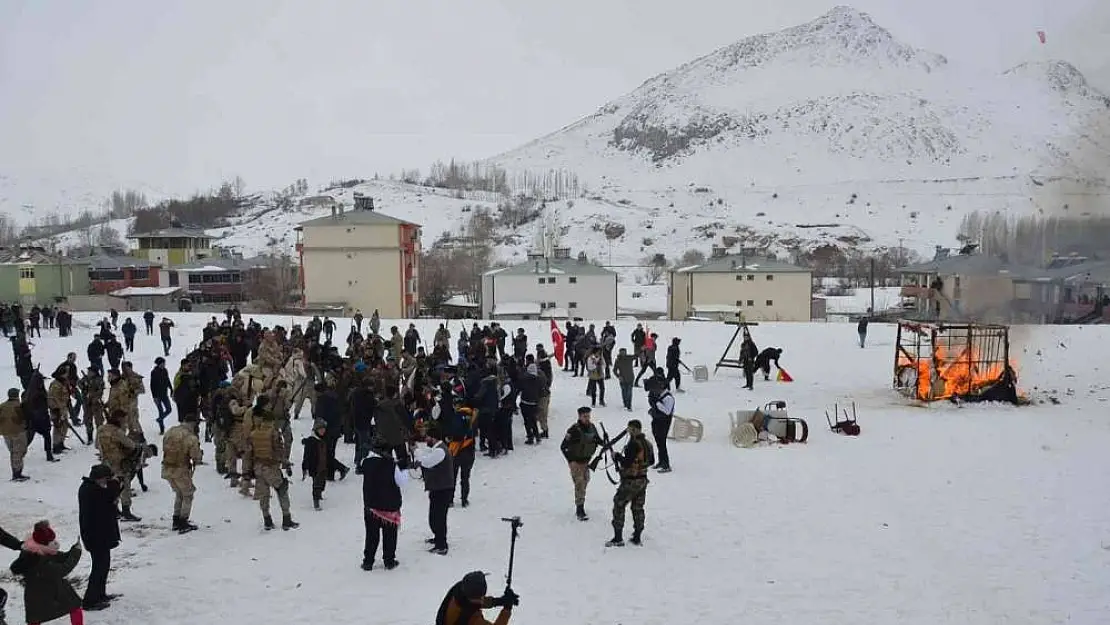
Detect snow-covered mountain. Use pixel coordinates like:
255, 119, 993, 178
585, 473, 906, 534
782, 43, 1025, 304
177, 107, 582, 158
488, 5, 1110, 257
13, 6, 1110, 271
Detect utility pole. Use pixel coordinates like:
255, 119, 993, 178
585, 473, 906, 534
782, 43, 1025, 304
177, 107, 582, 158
869, 257, 876, 313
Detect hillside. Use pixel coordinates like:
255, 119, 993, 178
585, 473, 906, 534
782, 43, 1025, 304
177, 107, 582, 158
13, 5, 1110, 275
488, 6, 1110, 257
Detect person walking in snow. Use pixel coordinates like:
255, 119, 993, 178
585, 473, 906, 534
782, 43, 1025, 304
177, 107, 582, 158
857, 314, 870, 348
648, 381, 675, 473
414, 429, 454, 555
606, 419, 654, 548
359, 436, 407, 571
121, 318, 137, 352
665, 337, 686, 392
0, 388, 29, 481
561, 406, 602, 521
613, 348, 636, 411
586, 347, 606, 407
143, 310, 155, 336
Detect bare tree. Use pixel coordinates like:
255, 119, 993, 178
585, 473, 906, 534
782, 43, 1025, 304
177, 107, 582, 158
248, 246, 298, 312
677, 248, 706, 267
96, 224, 124, 250
641, 253, 668, 285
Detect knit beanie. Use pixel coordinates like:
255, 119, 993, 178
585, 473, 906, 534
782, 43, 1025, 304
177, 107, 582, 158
31, 521, 55, 546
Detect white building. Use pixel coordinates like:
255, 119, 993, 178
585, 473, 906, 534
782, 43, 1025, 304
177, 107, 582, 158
668, 251, 814, 322
481, 251, 618, 320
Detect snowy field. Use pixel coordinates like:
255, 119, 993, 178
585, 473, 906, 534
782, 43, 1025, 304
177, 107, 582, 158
2, 313, 1109, 625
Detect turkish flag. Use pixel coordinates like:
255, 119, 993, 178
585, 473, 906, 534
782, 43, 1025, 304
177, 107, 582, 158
550, 319, 565, 367
777, 368, 794, 382
1037, 30, 1046, 44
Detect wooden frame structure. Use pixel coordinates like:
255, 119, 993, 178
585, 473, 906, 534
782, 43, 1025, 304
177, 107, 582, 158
714, 320, 759, 373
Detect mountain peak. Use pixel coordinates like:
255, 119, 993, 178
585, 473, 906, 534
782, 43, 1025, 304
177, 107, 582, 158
1004, 60, 1110, 107
701, 5, 947, 74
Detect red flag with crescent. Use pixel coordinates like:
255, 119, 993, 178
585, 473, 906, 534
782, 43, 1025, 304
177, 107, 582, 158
550, 319, 565, 367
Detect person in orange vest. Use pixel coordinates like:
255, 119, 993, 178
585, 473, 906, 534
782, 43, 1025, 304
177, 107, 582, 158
446, 397, 478, 508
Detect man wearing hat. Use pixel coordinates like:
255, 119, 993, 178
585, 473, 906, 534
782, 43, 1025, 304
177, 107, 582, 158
249, 397, 298, 531
434, 571, 518, 625
0, 388, 29, 481
606, 419, 655, 548
301, 418, 330, 510
78, 464, 123, 610
162, 413, 203, 533
560, 407, 602, 521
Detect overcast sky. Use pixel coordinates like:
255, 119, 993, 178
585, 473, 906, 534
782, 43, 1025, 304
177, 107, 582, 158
1, 0, 1105, 198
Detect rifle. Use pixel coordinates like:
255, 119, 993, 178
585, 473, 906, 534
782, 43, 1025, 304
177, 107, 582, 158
588, 423, 628, 485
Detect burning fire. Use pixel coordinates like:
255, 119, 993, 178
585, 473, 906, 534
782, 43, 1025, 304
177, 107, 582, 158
897, 344, 1015, 401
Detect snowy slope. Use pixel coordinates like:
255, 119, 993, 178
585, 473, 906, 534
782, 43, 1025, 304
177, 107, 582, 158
2, 314, 1109, 625
488, 6, 1110, 257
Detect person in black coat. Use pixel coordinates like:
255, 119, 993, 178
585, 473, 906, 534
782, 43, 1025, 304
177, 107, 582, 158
414, 428, 454, 555
665, 338, 684, 392
754, 348, 783, 381
121, 318, 137, 352
150, 357, 173, 435
359, 436, 407, 571
86, 337, 105, 377
78, 464, 123, 610
314, 384, 349, 481
301, 420, 330, 510
143, 310, 155, 336
9, 521, 85, 624
22, 375, 56, 463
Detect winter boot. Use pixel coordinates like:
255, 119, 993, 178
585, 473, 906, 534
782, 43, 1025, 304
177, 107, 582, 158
383, 559, 399, 570
120, 506, 141, 522
605, 532, 625, 548
282, 515, 299, 531
177, 517, 198, 534
461, 499, 469, 508
360, 559, 373, 571
171, 515, 182, 531
575, 505, 588, 521
11, 471, 29, 482
630, 531, 642, 546
313, 497, 321, 511
52, 444, 65, 455
263, 515, 275, 531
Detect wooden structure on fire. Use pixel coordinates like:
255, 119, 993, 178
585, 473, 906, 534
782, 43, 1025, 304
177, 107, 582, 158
893, 321, 1018, 403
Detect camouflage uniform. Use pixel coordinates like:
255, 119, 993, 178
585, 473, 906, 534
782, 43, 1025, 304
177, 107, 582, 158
561, 421, 601, 510
209, 387, 234, 473
256, 336, 284, 374
611, 432, 655, 541
79, 372, 105, 444
124, 370, 146, 437
225, 399, 254, 495
268, 387, 294, 466
248, 411, 296, 529
47, 378, 70, 450
106, 378, 132, 436
97, 417, 140, 508
0, 397, 28, 477
162, 421, 202, 526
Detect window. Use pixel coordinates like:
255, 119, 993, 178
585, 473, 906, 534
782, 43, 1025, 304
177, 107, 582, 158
540, 302, 547, 310
537, 278, 545, 285
766, 274, 774, 281
131, 268, 150, 280
547, 301, 556, 308
19, 267, 34, 279
89, 269, 125, 281
168, 272, 179, 287
735, 300, 743, 307
568, 302, 578, 309
766, 299, 774, 306
953, 276, 962, 299
735, 275, 742, 281
747, 300, 754, 306
548, 277, 556, 284
569, 277, 577, 284
746, 275, 754, 281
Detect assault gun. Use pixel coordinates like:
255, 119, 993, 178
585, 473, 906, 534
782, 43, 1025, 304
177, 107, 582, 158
587, 422, 627, 472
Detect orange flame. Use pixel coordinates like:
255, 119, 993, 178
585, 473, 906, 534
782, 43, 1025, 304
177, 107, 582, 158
897, 344, 1016, 401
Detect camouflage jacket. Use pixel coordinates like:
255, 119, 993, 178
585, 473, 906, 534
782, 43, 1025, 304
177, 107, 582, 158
47, 379, 70, 412
79, 374, 105, 407
97, 422, 139, 469
106, 381, 132, 417
162, 424, 202, 470
0, 399, 25, 437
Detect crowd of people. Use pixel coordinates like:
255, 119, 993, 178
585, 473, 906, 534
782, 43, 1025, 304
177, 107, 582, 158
1, 305, 797, 625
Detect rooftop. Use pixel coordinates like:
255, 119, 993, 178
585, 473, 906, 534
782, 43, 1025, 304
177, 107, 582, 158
674, 254, 810, 274
128, 227, 213, 240
484, 257, 617, 277
110, 286, 183, 298
0, 247, 87, 266
897, 254, 1046, 279
79, 252, 160, 270
171, 256, 281, 272
298, 207, 418, 228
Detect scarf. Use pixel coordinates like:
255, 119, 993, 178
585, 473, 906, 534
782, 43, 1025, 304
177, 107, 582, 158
370, 509, 402, 526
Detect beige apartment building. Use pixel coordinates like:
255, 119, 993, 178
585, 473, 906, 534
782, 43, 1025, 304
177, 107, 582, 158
668, 253, 814, 321
296, 200, 421, 318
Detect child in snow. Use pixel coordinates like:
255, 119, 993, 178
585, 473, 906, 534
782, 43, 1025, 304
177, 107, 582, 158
9, 520, 85, 625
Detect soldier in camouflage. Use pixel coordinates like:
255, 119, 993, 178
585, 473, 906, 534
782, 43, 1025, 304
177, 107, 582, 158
78, 367, 105, 446
247, 396, 299, 531
47, 372, 71, 454
606, 419, 655, 548
268, 380, 294, 468
121, 361, 146, 438
227, 394, 257, 497
0, 388, 29, 481
162, 413, 203, 533
96, 409, 142, 521
209, 381, 236, 475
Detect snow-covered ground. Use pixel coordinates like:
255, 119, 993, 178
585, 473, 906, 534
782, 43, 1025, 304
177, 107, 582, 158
818, 285, 904, 314
2, 313, 1108, 624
